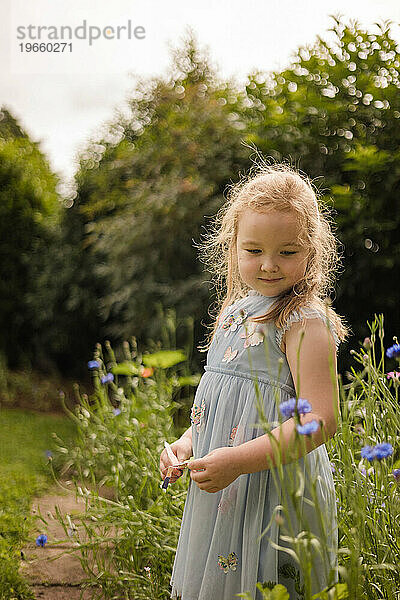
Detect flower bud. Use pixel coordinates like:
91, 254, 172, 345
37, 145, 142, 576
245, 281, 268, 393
363, 337, 371, 349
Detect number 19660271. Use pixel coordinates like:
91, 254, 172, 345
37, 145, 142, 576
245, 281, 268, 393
19, 42, 73, 52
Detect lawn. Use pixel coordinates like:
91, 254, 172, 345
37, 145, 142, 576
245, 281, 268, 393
0, 408, 77, 599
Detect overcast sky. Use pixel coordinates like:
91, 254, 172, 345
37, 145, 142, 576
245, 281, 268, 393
1, 0, 399, 191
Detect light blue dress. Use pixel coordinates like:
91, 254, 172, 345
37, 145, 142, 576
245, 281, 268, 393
170, 290, 340, 600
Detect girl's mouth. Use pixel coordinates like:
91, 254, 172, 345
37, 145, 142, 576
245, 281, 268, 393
260, 278, 282, 282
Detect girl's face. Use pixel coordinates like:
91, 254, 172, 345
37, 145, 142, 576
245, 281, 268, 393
236, 208, 309, 297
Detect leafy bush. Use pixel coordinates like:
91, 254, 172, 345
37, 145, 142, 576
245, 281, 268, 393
0, 354, 76, 412
53, 338, 198, 598
329, 315, 400, 598
0, 109, 60, 370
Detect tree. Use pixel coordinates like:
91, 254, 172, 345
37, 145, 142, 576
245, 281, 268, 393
71, 32, 249, 365
0, 107, 60, 368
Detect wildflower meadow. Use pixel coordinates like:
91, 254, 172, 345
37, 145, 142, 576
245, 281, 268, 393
45, 314, 400, 600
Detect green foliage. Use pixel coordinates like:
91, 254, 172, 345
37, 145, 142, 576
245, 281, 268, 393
0, 409, 77, 599
0, 357, 76, 412
25, 205, 105, 376
0, 106, 102, 377
237, 583, 290, 600
0, 107, 28, 139
0, 107, 60, 369
313, 583, 349, 599
329, 315, 400, 598
0, 469, 36, 600
141, 349, 187, 369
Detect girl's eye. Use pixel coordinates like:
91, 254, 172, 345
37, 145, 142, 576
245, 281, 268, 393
244, 249, 298, 255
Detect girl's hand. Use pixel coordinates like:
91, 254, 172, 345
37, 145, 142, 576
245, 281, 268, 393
159, 436, 192, 484
187, 447, 241, 493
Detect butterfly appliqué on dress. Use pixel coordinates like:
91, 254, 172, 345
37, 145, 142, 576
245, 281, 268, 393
240, 321, 265, 348
229, 426, 238, 446
221, 309, 248, 337
190, 397, 206, 433
228, 424, 245, 447
217, 551, 238, 573
222, 346, 238, 363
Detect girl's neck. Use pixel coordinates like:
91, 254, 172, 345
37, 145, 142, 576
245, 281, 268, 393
247, 289, 282, 299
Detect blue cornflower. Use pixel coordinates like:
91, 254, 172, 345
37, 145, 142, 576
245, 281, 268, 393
361, 442, 393, 462
279, 397, 312, 418
361, 445, 376, 462
45, 450, 53, 460
101, 373, 114, 384
112, 408, 121, 416
88, 360, 100, 369
330, 462, 336, 473
373, 442, 393, 460
36, 534, 48, 547
392, 468, 400, 481
296, 420, 320, 436
386, 344, 400, 359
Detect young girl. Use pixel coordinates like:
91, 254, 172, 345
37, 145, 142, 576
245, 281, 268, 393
160, 163, 351, 600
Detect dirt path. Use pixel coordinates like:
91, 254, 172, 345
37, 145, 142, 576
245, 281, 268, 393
21, 482, 106, 599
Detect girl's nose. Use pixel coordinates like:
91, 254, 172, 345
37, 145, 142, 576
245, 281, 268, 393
260, 257, 279, 273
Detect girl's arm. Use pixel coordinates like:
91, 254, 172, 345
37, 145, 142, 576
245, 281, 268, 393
233, 317, 339, 474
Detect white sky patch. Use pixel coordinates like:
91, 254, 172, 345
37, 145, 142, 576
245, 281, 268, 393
0, 0, 399, 185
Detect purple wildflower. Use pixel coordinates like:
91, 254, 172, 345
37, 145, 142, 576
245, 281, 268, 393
112, 408, 121, 416
354, 423, 365, 436
279, 397, 312, 418
101, 373, 114, 384
386, 371, 400, 380
392, 469, 400, 482
36, 534, 48, 547
88, 360, 100, 369
296, 420, 320, 436
386, 344, 400, 359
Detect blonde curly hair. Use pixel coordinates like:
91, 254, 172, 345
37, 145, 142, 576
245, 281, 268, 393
195, 161, 352, 352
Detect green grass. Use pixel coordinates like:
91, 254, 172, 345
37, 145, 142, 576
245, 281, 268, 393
0, 408, 77, 599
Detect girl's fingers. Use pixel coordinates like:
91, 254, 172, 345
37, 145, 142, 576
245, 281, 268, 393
203, 485, 219, 493
160, 446, 188, 480
162, 468, 183, 484
190, 471, 211, 484
161, 465, 183, 477
160, 449, 177, 475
